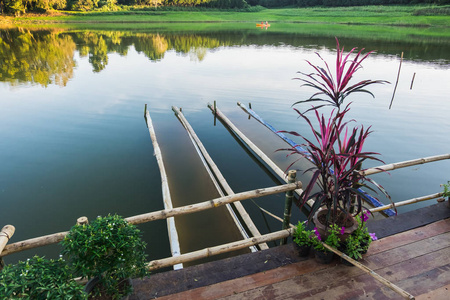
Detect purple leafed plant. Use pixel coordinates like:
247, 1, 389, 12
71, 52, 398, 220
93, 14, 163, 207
279, 38, 393, 227
293, 38, 389, 113
280, 105, 389, 225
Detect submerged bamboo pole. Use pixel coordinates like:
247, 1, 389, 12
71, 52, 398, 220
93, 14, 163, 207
361, 154, 450, 176
146, 108, 183, 270
172, 106, 267, 251
1, 183, 299, 258
207, 103, 305, 201
147, 227, 294, 271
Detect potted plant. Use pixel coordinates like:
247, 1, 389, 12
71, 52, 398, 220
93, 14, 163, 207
0, 255, 86, 299
311, 224, 341, 264
280, 38, 394, 239
61, 214, 150, 300
338, 209, 378, 265
292, 221, 313, 257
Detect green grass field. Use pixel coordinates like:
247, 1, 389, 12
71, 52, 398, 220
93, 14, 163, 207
3, 5, 450, 28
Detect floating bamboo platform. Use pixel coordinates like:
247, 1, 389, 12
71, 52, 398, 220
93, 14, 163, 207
129, 201, 450, 300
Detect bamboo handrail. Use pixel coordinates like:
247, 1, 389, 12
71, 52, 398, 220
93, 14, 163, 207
172, 106, 268, 251
145, 108, 183, 270
0, 182, 301, 258
147, 227, 294, 271
360, 154, 450, 176
369, 192, 443, 213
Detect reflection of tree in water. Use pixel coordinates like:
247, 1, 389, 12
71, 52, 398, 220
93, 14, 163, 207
0, 27, 448, 87
0, 28, 76, 87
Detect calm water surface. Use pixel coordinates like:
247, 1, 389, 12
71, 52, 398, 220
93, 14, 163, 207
0, 25, 449, 264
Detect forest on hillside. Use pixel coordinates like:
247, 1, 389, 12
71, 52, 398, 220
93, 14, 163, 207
0, 0, 448, 16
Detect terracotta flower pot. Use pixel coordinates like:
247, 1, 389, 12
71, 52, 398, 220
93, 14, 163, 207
313, 208, 358, 241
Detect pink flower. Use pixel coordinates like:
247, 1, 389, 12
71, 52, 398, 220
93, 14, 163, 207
369, 233, 378, 241
313, 227, 322, 241
361, 210, 369, 223
340, 227, 345, 235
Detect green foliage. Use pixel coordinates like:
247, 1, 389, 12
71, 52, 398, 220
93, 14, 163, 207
312, 224, 341, 252
442, 181, 450, 197
293, 221, 314, 246
0, 256, 87, 299
343, 234, 363, 260
60, 214, 149, 299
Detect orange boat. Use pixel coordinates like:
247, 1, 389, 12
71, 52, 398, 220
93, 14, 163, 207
256, 23, 270, 28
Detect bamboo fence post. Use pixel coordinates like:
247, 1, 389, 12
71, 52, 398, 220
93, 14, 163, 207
76, 217, 88, 225
0, 225, 15, 270
281, 170, 296, 245
173, 106, 267, 251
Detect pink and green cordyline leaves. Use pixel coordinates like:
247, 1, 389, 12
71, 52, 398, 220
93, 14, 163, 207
280, 105, 386, 220
293, 37, 389, 112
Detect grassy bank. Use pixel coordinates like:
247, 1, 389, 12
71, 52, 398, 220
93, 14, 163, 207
3, 5, 450, 27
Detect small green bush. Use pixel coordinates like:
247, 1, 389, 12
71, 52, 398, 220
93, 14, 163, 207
0, 256, 86, 299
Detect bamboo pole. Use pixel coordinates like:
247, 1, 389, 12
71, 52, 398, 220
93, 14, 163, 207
147, 227, 294, 271
1, 183, 299, 258
281, 170, 296, 245
1, 231, 67, 257
146, 108, 183, 270
208, 103, 305, 201
0, 225, 15, 270
172, 106, 267, 251
369, 192, 443, 213
360, 154, 450, 176
321, 243, 415, 300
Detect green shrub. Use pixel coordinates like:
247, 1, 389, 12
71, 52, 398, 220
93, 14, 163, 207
0, 256, 86, 299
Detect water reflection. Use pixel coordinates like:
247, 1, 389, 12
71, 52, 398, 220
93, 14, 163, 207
1, 26, 448, 87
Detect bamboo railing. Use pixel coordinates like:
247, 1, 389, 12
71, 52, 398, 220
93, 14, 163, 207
0, 182, 301, 258
360, 154, 450, 176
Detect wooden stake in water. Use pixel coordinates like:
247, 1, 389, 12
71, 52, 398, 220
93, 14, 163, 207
281, 170, 296, 245
389, 52, 403, 110
410, 72, 416, 90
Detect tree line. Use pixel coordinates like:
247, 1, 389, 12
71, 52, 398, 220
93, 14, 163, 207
0, 0, 447, 16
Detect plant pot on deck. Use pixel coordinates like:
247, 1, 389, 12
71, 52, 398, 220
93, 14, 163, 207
293, 242, 311, 258
314, 249, 335, 264
84, 276, 133, 300
313, 208, 358, 241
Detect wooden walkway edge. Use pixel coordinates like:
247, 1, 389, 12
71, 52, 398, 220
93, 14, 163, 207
130, 205, 450, 299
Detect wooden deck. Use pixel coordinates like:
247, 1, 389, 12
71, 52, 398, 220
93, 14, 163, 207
130, 203, 450, 300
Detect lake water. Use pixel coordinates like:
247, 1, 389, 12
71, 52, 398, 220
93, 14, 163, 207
0, 24, 449, 265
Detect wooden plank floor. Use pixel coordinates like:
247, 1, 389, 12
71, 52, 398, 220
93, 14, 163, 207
148, 218, 450, 300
